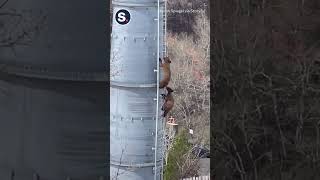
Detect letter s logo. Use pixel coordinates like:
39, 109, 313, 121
116, 10, 130, 25
117, 12, 126, 22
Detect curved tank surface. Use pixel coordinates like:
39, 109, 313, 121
0, 0, 109, 80
0, 72, 108, 180
110, 0, 165, 179
0, 0, 110, 179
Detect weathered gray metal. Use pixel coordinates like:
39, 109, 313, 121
110, 1, 164, 84
0, 0, 109, 81
110, 0, 165, 179
0, 0, 110, 179
0, 73, 108, 180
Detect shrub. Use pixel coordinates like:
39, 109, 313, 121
164, 130, 199, 180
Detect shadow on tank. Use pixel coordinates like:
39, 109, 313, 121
0, 0, 110, 179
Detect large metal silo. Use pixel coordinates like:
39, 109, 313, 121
0, 73, 108, 180
0, 0, 109, 179
110, 0, 165, 179
0, 0, 109, 80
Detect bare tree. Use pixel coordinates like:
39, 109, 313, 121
111, 143, 128, 180
167, 12, 210, 146
178, 148, 200, 178
0, 0, 47, 51
110, 48, 123, 79
0, 0, 9, 10
211, 0, 320, 179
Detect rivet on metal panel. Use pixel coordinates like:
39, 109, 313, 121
151, 132, 154, 135
141, 117, 143, 121
153, 98, 157, 101
144, 37, 146, 41
153, 69, 158, 72
152, 147, 155, 150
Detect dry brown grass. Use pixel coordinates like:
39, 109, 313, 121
166, 12, 210, 146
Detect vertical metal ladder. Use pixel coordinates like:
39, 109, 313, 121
154, 0, 167, 179
161, 0, 167, 179
153, 0, 161, 179
162, 0, 167, 57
